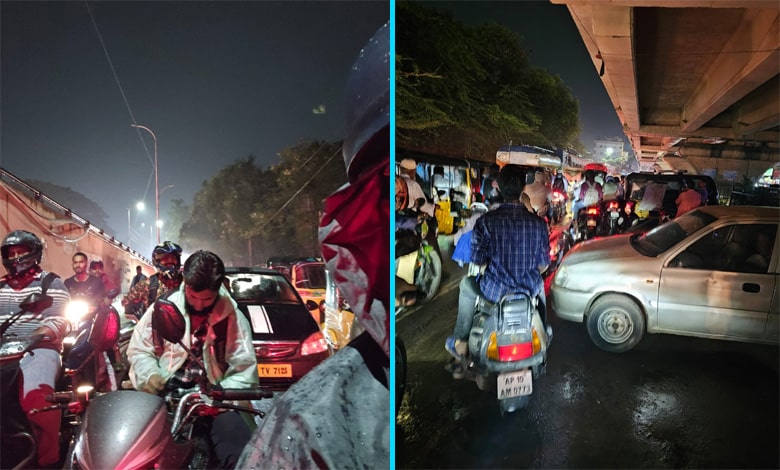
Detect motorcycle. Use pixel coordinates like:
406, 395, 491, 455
571, 203, 601, 242
396, 208, 442, 304
0, 293, 55, 470
62, 289, 123, 393
447, 265, 550, 415
66, 298, 273, 469
550, 189, 567, 225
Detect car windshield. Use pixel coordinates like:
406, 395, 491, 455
631, 210, 718, 256
226, 273, 300, 303
293, 264, 326, 289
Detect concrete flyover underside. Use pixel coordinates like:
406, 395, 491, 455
552, 0, 779, 179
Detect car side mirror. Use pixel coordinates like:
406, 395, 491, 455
152, 298, 186, 344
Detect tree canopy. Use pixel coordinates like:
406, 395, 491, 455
397, 2, 581, 160
176, 142, 346, 266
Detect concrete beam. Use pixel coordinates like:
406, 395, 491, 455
552, 1, 780, 9
680, 10, 780, 132
636, 125, 779, 141
567, 4, 639, 130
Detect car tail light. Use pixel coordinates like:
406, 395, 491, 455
301, 331, 328, 356
586, 207, 599, 216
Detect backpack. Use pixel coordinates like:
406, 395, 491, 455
583, 183, 600, 207
395, 175, 409, 212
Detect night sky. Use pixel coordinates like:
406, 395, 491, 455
2, 0, 628, 253
1, 0, 388, 249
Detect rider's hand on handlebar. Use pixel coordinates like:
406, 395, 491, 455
143, 374, 166, 394
32, 325, 55, 341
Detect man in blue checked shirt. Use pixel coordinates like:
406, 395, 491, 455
445, 164, 551, 361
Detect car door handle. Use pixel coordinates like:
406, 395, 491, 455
742, 283, 760, 293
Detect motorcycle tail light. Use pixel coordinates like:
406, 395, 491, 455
625, 201, 633, 214
301, 331, 329, 356
497, 341, 534, 361
586, 207, 599, 216
609, 201, 619, 210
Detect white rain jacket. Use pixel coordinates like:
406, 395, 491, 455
127, 285, 258, 392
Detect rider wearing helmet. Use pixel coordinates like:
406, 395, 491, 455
121, 241, 183, 317
237, 21, 390, 469
0, 230, 71, 467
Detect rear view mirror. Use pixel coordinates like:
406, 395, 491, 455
89, 309, 120, 352
152, 299, 186, 344
106, 288, 121, 300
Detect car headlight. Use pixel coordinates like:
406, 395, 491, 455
553, 265, 568, 288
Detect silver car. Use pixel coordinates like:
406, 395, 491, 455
552, 205, 778, 352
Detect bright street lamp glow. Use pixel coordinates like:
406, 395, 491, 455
156, 220, 164, 228
136, 201, 145, 211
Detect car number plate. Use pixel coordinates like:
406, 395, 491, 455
497, 369, 532, 399
257, 364, 292, 378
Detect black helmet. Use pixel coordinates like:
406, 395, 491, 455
342, 21, 389, 181
152, 241, 182, 278
1, 230, 43, 276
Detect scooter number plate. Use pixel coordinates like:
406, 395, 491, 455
610, 211, 620, 218
497, 369, 532, 399
587, 219, 597, 227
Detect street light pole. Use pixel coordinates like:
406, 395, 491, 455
131, 124, 159, 243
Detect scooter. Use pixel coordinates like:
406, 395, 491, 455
447, 266, 550, 414
65, 299, 272, 469
396, 208, 442, 304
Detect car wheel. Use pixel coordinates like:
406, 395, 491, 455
586, 294, 645, 353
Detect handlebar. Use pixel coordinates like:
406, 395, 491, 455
170, 387, 273, 437
211, 388, 274, 401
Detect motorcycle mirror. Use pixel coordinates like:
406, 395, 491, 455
20, 293, 54, 315
152, 299, 186, 344
106, 288, 121, 299
88, 308, 120, 352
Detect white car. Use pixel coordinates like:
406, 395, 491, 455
551, 205, 778, 352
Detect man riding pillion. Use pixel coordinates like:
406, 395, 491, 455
237, 21, 390, 469
121, 241, 183, 318
445, 165, 551, 367
0, 230, 71, 468
127, 250, 258, 469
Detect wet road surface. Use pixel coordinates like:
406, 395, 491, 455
396, 239, 779, 469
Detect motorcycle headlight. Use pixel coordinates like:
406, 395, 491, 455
65, 300, 90, 323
